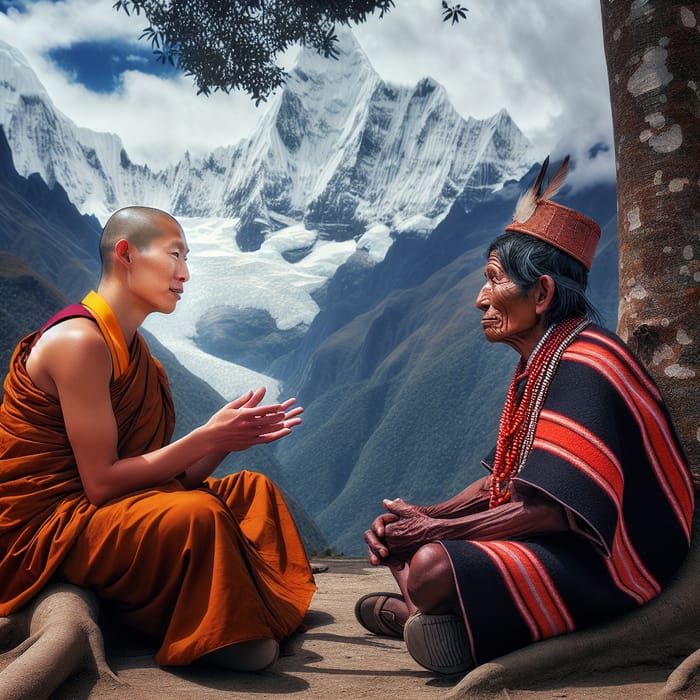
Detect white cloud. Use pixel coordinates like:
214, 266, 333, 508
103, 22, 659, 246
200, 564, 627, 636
0, 0, 614, 182
1, 0, 138, 50
56, 70, 263, 169
353, 0, 615, 187
0, 0, 266, 167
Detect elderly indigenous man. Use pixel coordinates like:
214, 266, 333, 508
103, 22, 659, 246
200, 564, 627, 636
0, 206, 316, 672
355, 157, 694, 675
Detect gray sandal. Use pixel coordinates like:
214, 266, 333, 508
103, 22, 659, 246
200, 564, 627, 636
403, 612, 473, 675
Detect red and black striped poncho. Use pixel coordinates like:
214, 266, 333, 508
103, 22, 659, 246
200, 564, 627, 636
443, 324, 693, 665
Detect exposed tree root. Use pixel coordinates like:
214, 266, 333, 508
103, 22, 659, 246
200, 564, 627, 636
0, 583, 125, 700
660, 648, 700, 697
448, 517, 700, 699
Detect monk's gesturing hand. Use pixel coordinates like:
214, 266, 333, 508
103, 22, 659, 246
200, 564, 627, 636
205, 386, 303, 452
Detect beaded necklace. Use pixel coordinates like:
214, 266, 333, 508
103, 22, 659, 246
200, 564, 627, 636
489, 315, 591, 508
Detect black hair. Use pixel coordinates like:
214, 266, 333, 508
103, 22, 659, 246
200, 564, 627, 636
487, 231, 600, 326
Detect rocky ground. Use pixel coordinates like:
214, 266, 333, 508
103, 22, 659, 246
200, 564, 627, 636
39, 559, 687, 699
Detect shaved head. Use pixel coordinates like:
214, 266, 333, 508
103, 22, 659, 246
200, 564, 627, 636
100, 206, 182, 276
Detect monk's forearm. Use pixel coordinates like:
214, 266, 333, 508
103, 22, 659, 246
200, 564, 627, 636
179, 451, 228, 488
86, 427, 216, 505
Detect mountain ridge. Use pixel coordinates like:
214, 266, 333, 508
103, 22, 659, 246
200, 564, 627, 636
0, 34, 618, 555
273, 173, 618, 553
0, 33, 532, 244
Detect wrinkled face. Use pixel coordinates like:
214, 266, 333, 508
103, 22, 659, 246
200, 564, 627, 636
475, 251, 543, 356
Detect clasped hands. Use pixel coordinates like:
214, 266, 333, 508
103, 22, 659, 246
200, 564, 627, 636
364, 497, 435, 568
205, 386, 303, 453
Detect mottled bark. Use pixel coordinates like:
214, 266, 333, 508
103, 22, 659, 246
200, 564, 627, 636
605, 0, 699, 473
452, 3, 700, 696
602, 0, 700, 692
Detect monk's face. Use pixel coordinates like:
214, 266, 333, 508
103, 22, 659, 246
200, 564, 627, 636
128, 217, 190, 315
475, 252, 544, 358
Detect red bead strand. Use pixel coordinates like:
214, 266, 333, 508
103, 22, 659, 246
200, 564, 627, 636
489, 316, 590, 508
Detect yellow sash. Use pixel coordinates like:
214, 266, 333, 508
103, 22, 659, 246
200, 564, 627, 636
80, 290, 130, 380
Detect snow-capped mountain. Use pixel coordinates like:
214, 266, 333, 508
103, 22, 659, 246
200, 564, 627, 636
0, 41, 161, 219
196, 33, 533, 249
0, 32, 618, 554
0, 32, 533, 400
0, 33, 532, 237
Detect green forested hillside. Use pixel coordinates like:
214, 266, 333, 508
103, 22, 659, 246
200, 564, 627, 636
0, 125, 618, 558
274, 183, 619, 555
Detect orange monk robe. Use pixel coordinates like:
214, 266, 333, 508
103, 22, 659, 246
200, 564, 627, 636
0, 297, 316, 665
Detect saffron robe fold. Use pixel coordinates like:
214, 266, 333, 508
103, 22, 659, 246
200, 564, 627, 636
442, 324, 693, 666
0, 298, 315, 665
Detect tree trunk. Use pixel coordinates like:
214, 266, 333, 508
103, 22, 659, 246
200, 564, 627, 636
452, 3, 700, 696
603, 2, 700, 690
605, 0, 699, 474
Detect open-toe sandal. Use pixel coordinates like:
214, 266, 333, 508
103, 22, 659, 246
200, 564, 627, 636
354, 591, 407, 638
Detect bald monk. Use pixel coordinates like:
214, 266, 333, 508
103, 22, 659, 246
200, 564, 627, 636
0, 206, 316, 672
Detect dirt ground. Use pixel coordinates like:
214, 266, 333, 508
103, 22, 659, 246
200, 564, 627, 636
48, 559, 684, 700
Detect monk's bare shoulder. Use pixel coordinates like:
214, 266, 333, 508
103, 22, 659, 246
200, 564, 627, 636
25, 318, 111, 397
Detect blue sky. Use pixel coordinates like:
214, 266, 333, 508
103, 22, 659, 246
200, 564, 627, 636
2, 0, 179, 92
0, 0, 614, 185
47, 40, 179, 92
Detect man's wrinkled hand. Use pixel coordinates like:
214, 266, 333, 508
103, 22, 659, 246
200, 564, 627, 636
364, 511, 399, 565
382, 498, 435, 555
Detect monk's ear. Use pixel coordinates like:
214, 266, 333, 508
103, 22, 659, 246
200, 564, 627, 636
114, 239, 131, 267
534, 275, 556, 315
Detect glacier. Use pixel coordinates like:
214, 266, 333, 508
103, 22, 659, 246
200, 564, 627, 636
142, 216, 360, 400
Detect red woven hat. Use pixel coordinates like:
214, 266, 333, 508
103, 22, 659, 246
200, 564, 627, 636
505, 156, 601, 271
